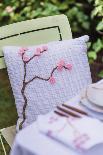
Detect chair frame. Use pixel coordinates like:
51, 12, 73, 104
0, 14, 72, 154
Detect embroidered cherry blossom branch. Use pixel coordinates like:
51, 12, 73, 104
19, 46, 48, 129
18, 47, 72, 129
27, 47, 47, 63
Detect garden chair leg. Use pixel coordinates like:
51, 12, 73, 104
0, 132, 7, 155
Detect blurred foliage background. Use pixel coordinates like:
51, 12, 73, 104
0, 0, 103, 80
0, 0, 103, 154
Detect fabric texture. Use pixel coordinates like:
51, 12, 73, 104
3, 35, 92, 130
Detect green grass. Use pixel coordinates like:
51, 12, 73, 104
0, 69, 17, 155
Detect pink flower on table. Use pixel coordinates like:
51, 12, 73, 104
65, 63, 72, 70
18, 47, 28, 56
57, 60, 65, 71
35, 48, 41, 56
5, 6, 13, 13
23, 56, 29, 62
49, 76, 56, 84
42, 45, 48, 51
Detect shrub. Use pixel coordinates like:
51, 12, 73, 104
88, 0, 103, 79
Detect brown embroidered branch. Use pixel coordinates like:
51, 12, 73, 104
19, 54, 28, 129
25, 67, 58, 84
19, 47, 72, 129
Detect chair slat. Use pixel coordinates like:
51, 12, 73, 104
0, 125, 16, 147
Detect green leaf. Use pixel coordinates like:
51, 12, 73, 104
50, 0, 59, 4
58, 3, 68, 11
96, 20, 103, 31
88, 51, 97, 60
98, 70, 103, 78
87, 42, 92, 49
92, 39, 103, 53
82, 21, 90, 30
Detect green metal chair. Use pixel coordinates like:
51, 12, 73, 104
0, 14, 72, 154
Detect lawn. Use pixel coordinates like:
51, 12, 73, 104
0, 69, 17, 155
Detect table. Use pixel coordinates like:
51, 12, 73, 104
10, 121, 80, 155
10, 88, 103, 155
10, 120, 103, 155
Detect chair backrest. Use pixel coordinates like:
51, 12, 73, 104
0, 14, 72, 69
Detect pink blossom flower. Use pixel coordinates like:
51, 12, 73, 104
23, 56, 29, 62
42, 45, 48, 51
65, 63, 72, 70
49, 76, 56, 84
57, 60, 65, 71
5, 6, 13, 13
18, 47, 28, 56
35, 48, 41, 56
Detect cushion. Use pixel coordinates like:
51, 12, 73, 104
3, 35, 92, 130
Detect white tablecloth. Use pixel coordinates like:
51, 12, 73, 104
10, 82, 103, 155
10, 119, 103, 155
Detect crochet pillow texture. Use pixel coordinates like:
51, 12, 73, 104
3, 35, 92, 130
